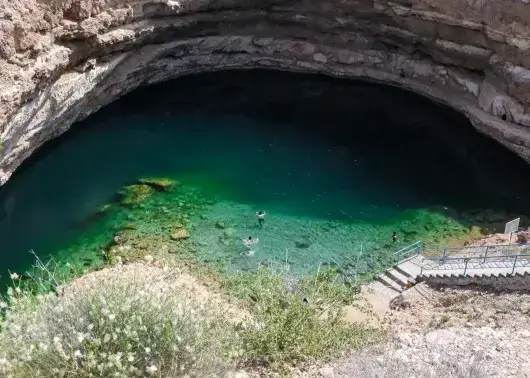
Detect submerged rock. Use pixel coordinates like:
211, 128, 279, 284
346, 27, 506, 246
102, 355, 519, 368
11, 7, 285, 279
295, 236, 311, 249
137, 177, 180, 192
95, 204, 112, 215
215, 221, 226, 229
171, 228, 190, 240
223, 228, 237, 238
118, 184, 155, 207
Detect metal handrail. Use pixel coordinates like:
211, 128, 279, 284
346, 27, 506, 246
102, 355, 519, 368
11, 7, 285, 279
441, 243, 530, 259
394, 241, 423, 263
423, 253, 530, 263
443, 243, 530, 252
421, 253, 530, 275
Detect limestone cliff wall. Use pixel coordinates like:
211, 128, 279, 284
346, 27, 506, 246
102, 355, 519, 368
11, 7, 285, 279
1, 0, 530, 184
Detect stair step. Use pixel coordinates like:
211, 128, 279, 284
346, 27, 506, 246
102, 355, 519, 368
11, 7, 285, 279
396, 260, 422, 278
376, 274, 403, 293
385, 268, 410, 287
395, 264, 413, 279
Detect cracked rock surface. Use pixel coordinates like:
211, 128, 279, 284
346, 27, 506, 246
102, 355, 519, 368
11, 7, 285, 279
1, 0, 530, 184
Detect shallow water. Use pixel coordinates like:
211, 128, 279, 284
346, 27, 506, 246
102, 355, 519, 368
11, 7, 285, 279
1, 70, 530, 283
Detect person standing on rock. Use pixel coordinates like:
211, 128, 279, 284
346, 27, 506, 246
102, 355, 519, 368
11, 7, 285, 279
256, 210, 266, 227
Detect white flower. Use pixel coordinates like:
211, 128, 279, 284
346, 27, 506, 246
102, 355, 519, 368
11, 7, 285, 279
10, 273, 19, 280
144, 255, 154, 263
53, 337, 60, 344
87, 324, 94, 331
0, 301, 8, 309
77, 333, 85, 343
74, 350, 83, 358
144, 347, 151, 354
14, 287, 21, 294
108, 314, 116, 321
146, 365, 158, 374
103, 334, 111, 343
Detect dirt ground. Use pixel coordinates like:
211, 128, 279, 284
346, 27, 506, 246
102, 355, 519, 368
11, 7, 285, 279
293, 282, 530, 378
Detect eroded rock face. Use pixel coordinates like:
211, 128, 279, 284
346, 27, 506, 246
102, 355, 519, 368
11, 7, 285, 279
1, 0, 530, 184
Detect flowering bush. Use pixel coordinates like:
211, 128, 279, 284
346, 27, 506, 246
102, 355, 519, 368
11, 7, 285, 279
0, 263, 239, 377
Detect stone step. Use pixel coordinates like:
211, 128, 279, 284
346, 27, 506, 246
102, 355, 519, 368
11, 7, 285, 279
385, 268, 409, 287
396, 260, 423, 278
376, 274, 402, 293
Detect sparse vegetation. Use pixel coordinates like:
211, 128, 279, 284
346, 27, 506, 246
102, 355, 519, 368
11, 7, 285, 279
223, 266, 383, 373
0, 256, 383, 377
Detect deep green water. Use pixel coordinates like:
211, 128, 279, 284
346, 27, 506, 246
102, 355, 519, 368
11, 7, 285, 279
1, 70, 530, 283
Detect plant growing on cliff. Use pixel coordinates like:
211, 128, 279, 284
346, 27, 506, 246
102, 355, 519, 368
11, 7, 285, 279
0, 263, 239, 377
223, 266, 382, 373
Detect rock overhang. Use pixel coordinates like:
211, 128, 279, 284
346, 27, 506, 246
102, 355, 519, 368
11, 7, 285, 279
1, 0, 530, 184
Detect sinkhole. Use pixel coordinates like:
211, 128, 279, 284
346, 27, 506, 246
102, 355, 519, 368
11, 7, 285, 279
1, 69, 530, 283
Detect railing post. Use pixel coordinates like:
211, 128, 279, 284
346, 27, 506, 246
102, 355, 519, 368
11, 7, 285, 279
483, 246, 489, 264
442, 248, 447, 258
464, 258, 469, 276
512, 255, 519, 275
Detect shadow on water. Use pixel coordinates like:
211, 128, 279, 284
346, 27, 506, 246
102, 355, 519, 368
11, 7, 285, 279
1, 69, 530, 280
113, 70, 530, 215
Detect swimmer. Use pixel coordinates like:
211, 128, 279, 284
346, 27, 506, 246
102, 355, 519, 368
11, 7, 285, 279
241, 236, 259, 256
256, 210, 266, 227
243, 236, 259, 248
392, 231, 398, 243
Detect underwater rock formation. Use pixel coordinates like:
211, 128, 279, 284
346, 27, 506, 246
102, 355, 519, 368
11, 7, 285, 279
1, 0, 530, 184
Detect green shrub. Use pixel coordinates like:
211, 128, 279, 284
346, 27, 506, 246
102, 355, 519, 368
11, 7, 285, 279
0, 263, 239, 377
224, 267, 383, 373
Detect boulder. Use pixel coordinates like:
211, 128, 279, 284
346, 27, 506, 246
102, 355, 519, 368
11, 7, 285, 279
118, 184, 155, 207
171, 229, 190, 240
137, 177, 180, 192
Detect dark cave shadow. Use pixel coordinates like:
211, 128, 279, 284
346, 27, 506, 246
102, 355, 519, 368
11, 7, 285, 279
92, 69, 530, 227
3, 69, 530, 233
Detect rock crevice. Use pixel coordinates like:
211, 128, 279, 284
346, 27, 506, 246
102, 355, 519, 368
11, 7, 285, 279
1, 0, 530, 183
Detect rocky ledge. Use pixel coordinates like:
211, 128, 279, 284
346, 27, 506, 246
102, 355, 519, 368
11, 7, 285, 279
1, 0, 530, 184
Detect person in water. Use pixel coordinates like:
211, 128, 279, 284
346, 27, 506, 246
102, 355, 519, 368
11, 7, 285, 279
242, 236, 259, 256
256, 210, 266, 227
392, 231, 398, 242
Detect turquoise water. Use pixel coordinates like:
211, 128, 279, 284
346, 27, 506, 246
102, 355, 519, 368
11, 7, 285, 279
1, 70, 530, 283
